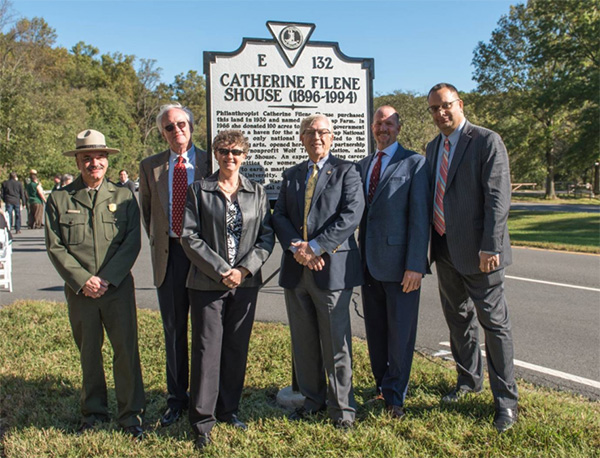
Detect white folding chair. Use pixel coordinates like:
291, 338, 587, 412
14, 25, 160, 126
0, 227, 13, 292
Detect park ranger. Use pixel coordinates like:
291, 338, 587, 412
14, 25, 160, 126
45, 129, 145, 439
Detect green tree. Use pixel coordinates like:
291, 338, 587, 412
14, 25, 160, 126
473, 0, 600, 198
0, 4, 210, 182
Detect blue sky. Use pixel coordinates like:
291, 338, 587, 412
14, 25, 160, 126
11, 0, 517, 95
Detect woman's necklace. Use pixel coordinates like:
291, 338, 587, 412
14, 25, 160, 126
218, 178, 240, 194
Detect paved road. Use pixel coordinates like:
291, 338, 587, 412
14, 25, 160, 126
3, 228, 599, 400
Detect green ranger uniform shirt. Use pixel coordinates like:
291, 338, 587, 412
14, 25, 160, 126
45, 176, 141, 293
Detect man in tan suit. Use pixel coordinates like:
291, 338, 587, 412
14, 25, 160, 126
139, 103, 209, 426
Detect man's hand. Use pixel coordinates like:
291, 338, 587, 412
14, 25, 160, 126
401, 270, 422, 293
307, 255, 325, 271
479, 252, 500, 273
82, 276, 109, 298
292, 241, 315, 264
221, 267, 249, 289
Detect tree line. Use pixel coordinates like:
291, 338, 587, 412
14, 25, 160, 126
0, 0, 597, 198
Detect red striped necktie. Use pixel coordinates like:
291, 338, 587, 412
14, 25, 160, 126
368, 151, 385, 204
433, 138, 450, 235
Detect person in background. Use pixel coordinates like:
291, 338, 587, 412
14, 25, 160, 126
26, 169, 46, 229
181, 130, 274, 450
61, 174, 74, 187
117, 169, 136, 194
51, 173, 62, 191
2, 172, 27, 234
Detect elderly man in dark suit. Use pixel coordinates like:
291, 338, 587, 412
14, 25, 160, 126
139, 103, 209, 427
45, 129, 145, 438
272, 114, 365, 430
426, 83, 518, 433
358, 106, 430, 419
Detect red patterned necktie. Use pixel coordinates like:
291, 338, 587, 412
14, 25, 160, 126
171, 155, 187, 237
433, 138, 450, 236
368, 151, 385, 204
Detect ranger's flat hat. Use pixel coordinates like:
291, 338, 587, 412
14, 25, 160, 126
63, 129, 120, 157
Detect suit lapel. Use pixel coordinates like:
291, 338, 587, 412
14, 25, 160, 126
446, 122, 472, 191
429, 135, 442, 174
371, 143, 404, 205
71, 178, 93, 209
359, 155, 374, 182
310, 157, 334, 206
154, 150, 170, 219
295, 161, 309, 216
193, 144, 209, 180
94, 180, 113, 208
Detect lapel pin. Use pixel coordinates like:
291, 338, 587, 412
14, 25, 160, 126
108, 203, 117, 212
327, 170, 332, 175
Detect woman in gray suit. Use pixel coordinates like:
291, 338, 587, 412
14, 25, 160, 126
181, 130, 274, 450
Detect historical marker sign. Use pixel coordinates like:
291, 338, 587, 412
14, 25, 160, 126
204, 21, 374, 198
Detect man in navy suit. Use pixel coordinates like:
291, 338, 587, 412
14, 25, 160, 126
358, 106, 431, 419
426, 83, 518, 433
272, 114, 365, 430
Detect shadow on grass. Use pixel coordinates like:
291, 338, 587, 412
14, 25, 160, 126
0, 374, 80, 432
0, 376, 177, 436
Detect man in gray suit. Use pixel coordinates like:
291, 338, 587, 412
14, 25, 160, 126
358, 106, 430, 419
272, 114, 365, 430
139, 103, 209, 427
426, 83, 518, 433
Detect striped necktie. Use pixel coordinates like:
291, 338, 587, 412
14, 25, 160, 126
433, 138, 450, 236
368, 151, 385, 204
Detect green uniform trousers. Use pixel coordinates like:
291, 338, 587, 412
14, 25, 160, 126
65, 273, 145, 427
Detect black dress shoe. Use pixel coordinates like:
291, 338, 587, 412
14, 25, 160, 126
386, 405, 405, 420
288, 406, 326, 421
288, 406, 309, 421
76, 422, 95, 434
224, 415, 247, 430
123, 425, 144, 440
194, 432, 212, 450
441, 386, 482, 403
493, 407, 518, 433
160, 407, 183, 427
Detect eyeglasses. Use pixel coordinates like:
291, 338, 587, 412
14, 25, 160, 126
426, 99, 460, 114
164, 121, 187, 132
303, 129, 332, 137
216, 148, 245, 156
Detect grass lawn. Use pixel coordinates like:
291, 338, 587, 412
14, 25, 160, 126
508, 211, 600, 253
1, 301, 599, 457
511, 195, 600, 205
